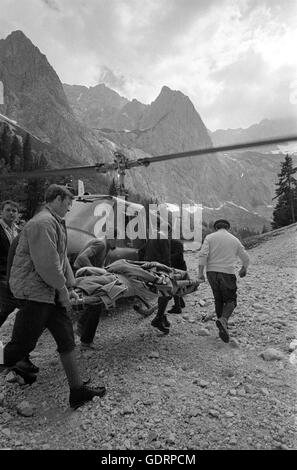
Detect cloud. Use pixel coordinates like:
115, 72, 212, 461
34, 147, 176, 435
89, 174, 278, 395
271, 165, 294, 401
97, 67, 128, 95
40, 0, 60, 12
205, 49, 297, 129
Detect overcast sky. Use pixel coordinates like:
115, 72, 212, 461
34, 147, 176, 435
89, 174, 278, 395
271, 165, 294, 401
0, 0, 296, 130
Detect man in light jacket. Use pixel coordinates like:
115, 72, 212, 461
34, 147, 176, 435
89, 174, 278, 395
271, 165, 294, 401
198, 219, 249, 343
3, 185, 106, 409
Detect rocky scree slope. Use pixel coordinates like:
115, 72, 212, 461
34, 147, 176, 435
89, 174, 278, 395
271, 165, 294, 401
0, 224, 296, 450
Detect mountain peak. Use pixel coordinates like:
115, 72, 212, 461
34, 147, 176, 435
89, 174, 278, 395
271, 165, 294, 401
159, 85, 181, 97
156, 85, 191, 106
0, 29, 72, 122
131, 98, 142, 104
6, 30, 28, 39
1, 30, 46, 62
94, 83, 108, 90
4, 30, 34, 47
161, 85, 172, 93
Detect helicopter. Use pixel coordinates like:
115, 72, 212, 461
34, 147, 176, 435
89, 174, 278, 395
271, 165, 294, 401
1, 134, 297, 264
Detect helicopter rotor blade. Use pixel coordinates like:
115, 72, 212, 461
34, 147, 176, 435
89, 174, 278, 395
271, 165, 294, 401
0, 162, 118, 181
0, 134, 297, 181
127, 134, 297, 168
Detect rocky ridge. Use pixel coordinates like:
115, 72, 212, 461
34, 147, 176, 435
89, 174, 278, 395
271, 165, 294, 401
91, 85, 213, 156
211, 117, 297, 152
63, 83, 129, 130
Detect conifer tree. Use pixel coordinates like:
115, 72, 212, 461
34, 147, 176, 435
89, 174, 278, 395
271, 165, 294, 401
10, 135, 22, 171
24, 152, 48, 219
0, 124, 11, 164
23, 133, 33, 171
272, 154, 297, 228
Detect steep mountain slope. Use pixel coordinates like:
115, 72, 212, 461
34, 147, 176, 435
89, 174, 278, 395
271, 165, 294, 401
0, 30, 119, 167
126, 149, 286, 230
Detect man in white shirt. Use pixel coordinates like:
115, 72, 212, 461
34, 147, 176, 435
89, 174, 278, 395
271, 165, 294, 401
198, 219, 250, 343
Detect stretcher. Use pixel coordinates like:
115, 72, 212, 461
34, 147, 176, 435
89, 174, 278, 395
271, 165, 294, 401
71, 271, 200, 317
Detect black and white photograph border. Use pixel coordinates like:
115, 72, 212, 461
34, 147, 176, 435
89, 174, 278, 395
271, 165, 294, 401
0, 0, 296, 454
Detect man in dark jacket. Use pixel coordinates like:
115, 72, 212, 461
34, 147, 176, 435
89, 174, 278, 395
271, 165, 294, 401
142, 232, 172, 334
3, 185, 106, 409
0, 200, 19, 327
1, 210, 40, 373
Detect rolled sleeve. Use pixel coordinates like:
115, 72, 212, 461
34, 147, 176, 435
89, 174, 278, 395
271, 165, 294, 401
237, 242, 250, 268
74, 247, 94, 269
198, 238, 210, 266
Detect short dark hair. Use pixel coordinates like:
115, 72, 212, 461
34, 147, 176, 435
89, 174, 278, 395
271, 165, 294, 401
45, 184, 75, 203
1, 200, 19, 211
214, 219, 230, 230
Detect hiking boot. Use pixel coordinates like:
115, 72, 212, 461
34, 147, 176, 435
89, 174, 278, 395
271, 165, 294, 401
151, 317, 170, 334
69, 385, 106, 410
215, 318, 229, 343
167, 306, 182, 314
23, 357, 40, 374
11, 360, 37, 385
163, 315, 171, 327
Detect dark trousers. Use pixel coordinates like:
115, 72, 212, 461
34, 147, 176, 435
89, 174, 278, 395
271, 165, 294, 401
0, 277, 18, 328
78, 305, 102, 344
156, 296, 171, 318
172, 295, 185, 309
207, 271, 237, 318
4, 300, 75, 366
